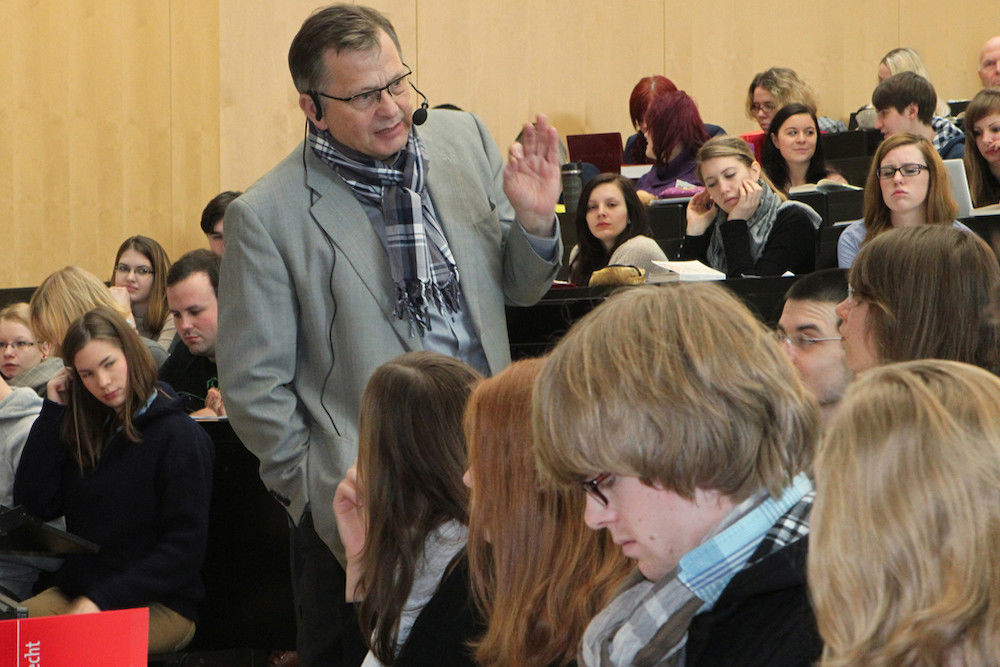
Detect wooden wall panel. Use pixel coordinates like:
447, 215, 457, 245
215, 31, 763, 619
1, 1, 219, 288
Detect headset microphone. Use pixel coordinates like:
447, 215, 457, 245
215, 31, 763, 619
410, 82, 430, 126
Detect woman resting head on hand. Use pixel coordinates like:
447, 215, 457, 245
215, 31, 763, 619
333, 351, 482, 665
810, 359, 1000, 665
682, 135, 821, 277
110, 235, 173, 348
567, 173, 666, 285
13, 306, 213, 654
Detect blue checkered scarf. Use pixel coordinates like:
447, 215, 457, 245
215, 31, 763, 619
308, 127, 461, 337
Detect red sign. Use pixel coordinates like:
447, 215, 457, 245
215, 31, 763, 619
0, 608, 148, 666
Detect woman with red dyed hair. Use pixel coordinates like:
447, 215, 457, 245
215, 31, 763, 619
623, 76, 677, 164
635, 90, 710, 202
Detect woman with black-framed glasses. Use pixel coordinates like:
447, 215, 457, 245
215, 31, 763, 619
837, 132, 969, 268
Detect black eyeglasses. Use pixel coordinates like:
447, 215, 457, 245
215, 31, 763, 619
877, 163, 929, 179
581, 472, 613, 507
313, 67, 413, 111
115, 263, 154, 276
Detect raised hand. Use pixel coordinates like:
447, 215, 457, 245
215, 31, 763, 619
503, 114, 561, 236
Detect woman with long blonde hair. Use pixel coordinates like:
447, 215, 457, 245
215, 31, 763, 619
810, 359, 1000, 664
464, 357, 627, 666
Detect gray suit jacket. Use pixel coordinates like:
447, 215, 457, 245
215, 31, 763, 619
217, 110, 559, 558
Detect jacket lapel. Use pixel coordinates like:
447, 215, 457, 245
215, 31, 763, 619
303, 146, 421, 349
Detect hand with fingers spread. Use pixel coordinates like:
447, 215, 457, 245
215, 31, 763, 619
727, 179, 763, 221
686, 190, 717, 236
504, 114, 562, 237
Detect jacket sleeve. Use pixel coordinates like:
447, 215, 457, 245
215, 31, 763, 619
86, 418, 214, 612
719, 207, 816, 277
470, 113, 560, 307
217, 196, 310, 523
13, 400, 68, 521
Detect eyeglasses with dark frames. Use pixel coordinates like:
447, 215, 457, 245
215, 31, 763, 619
115, 263, 154, 276
581, 472, 613, 507
876, 163, 929, 179
313, 67, 413, 111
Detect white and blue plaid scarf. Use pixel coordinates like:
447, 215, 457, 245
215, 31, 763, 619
309, 127, 461, 337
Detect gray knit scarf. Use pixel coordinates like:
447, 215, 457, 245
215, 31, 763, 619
309, 127, 461, 336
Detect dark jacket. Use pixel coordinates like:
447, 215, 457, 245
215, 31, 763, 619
685, 537, 821, 666
342, 551, 483, 666
13, 391, 214, 620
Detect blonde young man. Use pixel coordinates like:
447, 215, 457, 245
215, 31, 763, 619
534, 284, 822, 665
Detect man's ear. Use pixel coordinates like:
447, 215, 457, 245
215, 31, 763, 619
904, 102, 920, 120
299, 93, 328, 131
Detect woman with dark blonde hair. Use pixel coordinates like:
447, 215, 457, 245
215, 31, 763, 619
963, 87, 1000, 207
837, 133, 963, 268
110, 235, 174, 348
30, 266, 168, 366
464, 357, 627, 667
13, 307, 213, 654
835, 225, 1000, 375
333, 351, 482, 665
682, 135, 822, 277
810, 359, 1000, 664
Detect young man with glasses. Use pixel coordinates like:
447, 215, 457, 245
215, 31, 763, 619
872, 71, 965, 159
217, 5, 561, 664
776, 268, 849, 423
534, 284, 822, 666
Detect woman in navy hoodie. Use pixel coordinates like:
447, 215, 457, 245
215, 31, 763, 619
14, 307, 213, 654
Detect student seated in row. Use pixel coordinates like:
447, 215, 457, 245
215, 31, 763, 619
872, 71, 965, 160
682, 136, 821, 277
534, 284, 822, 665
837, 133, 966, 269
159, 250, 224, 417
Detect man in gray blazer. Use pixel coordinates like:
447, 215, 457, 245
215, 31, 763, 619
217, 4, 560, 664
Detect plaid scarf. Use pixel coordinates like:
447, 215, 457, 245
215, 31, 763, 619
309, 127, 461, 337
580, 475, 812, 666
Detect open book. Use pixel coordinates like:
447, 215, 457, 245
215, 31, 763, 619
788, 179, 861, 194
651, 260, 725, 281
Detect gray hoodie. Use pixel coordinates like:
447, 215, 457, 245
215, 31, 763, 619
0, 386, 62, 600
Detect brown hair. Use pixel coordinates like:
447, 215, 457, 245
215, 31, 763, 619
355, 351, 480, 662
533, 284, 818, 501
811, 360, 1000, 664
963, 88, 1000, 207
696, 135, 787, 202
61, 307, 157, 470
861, 133, 957, 244
110, 235, 172, 339
288, 4, 402, 94
465, 358, 627, 666
849, 225, 1000, 373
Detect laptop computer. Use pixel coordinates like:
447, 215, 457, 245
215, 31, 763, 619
566, 132, 623, 175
